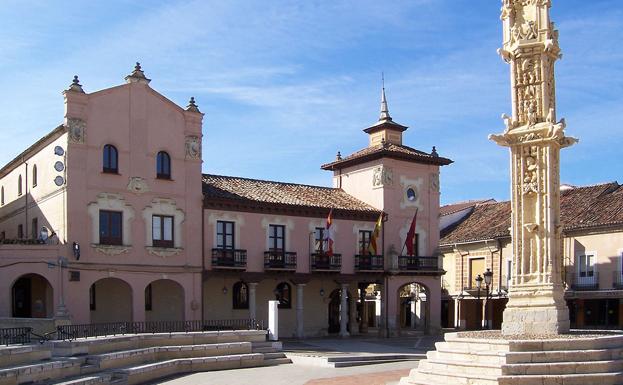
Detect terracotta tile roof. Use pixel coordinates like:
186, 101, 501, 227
321, 142, 453, 170
440, 182, 623, 245
440, 199, 496, 216
202, 174, 380, 216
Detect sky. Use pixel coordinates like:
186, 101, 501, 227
0, 0, 621, 205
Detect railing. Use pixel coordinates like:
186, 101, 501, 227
0, 327, 32, 346
613, 271, 623, 289
311, 253, 341, 271
354, 254, 384, 271
398, 256, 439, 271
264, 251, 297, 270
56, 319, 265, 341
211, 248, 247, 269
569, 272, 599, 290
0, 238, 59, 245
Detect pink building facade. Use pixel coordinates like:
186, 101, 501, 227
0, 66, 452, 338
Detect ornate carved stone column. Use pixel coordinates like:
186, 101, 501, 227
490, 0, 577, 335
248, 282, 258, 320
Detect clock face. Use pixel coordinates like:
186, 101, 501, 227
406, 187, 417, 202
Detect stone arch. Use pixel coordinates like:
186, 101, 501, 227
89, 278, 133, 323
11, 273, 54, 318
144, 279, 185, 322
396, 281, 430, 332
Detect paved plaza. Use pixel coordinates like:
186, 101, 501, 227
150, 335, 441, 385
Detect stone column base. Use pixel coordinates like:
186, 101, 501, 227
501, 284, 570, 335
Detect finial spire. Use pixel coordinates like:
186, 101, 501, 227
379, 73, 392, 121
125, 61, 151, 84
67, 75, 85, 93
186, 96, 201, 113
336, 151, 342, 160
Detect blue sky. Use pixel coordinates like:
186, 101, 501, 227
1, 0, 621, 204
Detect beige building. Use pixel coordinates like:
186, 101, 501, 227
440, 182, 623, 330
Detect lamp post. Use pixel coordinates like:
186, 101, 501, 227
483, 268, 494, 329
475, 274, 483, 329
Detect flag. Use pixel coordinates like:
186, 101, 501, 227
368, 213, 383, 255
325, 209, 334, 256
405, 208, 418, 256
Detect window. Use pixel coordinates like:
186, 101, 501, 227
17, 175, 22, 196
506, 259, 513, 286
1, 186, 4, 205
156, 151, 171, 179
152, 215, 174, 248
411, 233, 420, 257
358, 230, 372, 255
469, 258, 486, 288
31, 218, 38, 239
99, 210, 123, 245
275, 282, 291, 309
233, 281, 249, 309
314, 227, 326, 252
145, 284, 153, 311
17, 224, 23, 239
578, 254, 595, 277
0, 231, 5, 241
103, 144, 118, 173
89, 285, 96, 310
216, 221, 234, 249
32, 165, 37, 187
268, 224, 285, 251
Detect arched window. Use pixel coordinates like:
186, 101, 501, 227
103, 145, 118, 173
156, 151, 171, 179
233, 281, 249, 309
275, 282, 291, 309
1, 186, 4, 205
17, 175, 22, 196
32, 165, 37, 187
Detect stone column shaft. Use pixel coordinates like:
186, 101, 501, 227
339, 284, 349, 337
296, 284, 305, 339
248, 282, 258, 320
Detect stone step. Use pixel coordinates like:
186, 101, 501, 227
86, 341, 252, 370
262, 352, 287, 360
111, 353, 265, 385
44, 373, 112, 384
331, 358, 417, 368
503, 359, 623, 376
0, 357, 85, 385
411, 366, 500, 385
506, 348, 623, 364
430, 347, 506, 365
259, 357, 292, 367
498, 371, 623, 385
0, 344, 52, 369
418, 358, 503, 377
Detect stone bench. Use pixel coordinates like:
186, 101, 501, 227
0, 344, 51, 368
87, 341, 252, 370
51, 330, 266, 356
0, 357, 84, 385
113, 353, 265, 385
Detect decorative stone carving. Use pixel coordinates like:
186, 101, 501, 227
185, 135, 201, 160
127, 177, 150, 194
146, 246, 183, 258
430, 173, 440, 193
67, 118, 86, 144
372, 166, 393, 187
91, 244, 131, 256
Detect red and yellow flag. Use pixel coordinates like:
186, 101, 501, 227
325, 209, 334, 256
405, 208, 419, 256
368, 213, 383, 255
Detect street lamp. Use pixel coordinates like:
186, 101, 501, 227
482, 268, 494, 329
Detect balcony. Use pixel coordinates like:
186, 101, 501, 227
613, 271, 623, 289
311, 253, 341, 272
264, 251, 297, 271
211, 248, 247, 269
569, 272, 599, 291
398, 255, 439, 271
354, 254, 384, 272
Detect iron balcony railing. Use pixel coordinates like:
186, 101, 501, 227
354, 254, 384, 271
211, 248, 247, 269
398, 255, 439, 271
0, 327, 31, 346
569, 272, 599, 290
613, 271, 623, 289
264, 251, 297, 270
56, 319, 265, 341
311, 252, 341, 271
